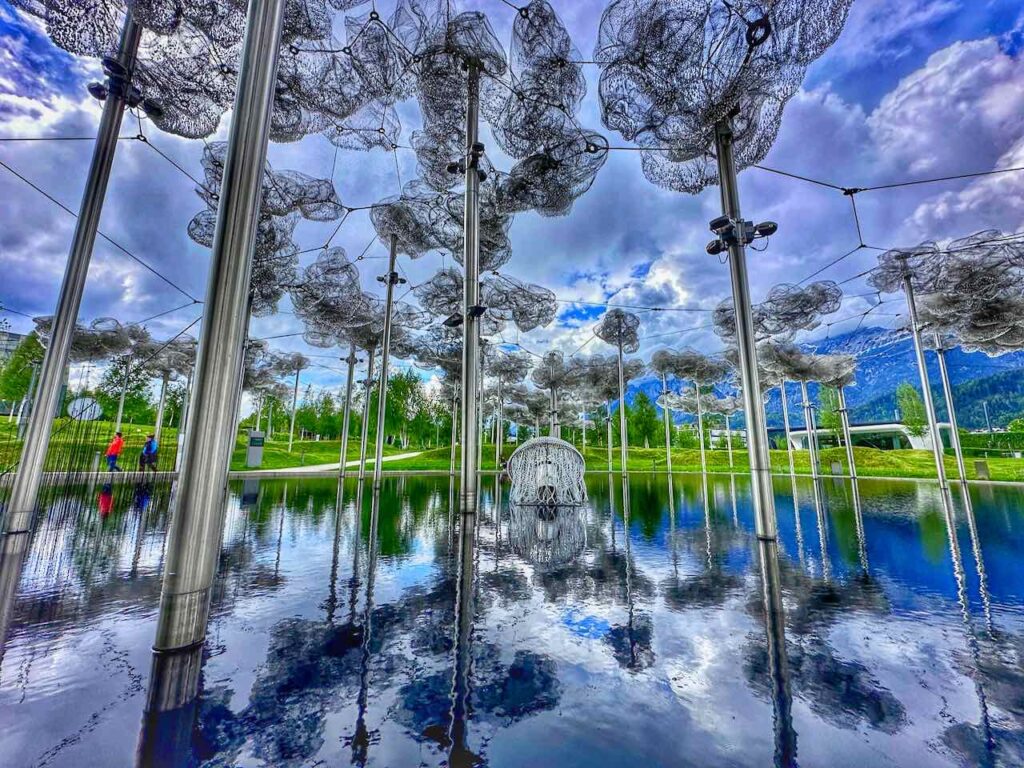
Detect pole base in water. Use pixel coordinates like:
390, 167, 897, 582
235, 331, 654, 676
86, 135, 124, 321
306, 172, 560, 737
153, 588, 211, 652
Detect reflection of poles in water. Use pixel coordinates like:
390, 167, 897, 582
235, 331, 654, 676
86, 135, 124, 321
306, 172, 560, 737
448, 470, 480, 766
790, 476, 806, 568
668, 474, 679, 577
730, 474, 739, 527
273, 482, 287, 580
350, 482, 381, 765
757, 537, 798, 767
135, 645, 204, 768
608, 472, 617, 551
621, 477, 641, 669
325, 481, 346, 624
702, 473, 713, 567
850, 479, 868, 573
957, 485, 993, 634
811, 479, 831, 582
449, 391, 458, 478
937, 488, 995, 760
349, 481, 366, 625
493, 474, 501, 569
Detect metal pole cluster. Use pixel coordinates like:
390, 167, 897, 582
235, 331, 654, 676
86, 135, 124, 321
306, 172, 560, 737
837, 385, 857, 480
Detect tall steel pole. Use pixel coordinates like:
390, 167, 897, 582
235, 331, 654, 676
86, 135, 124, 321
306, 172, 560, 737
661, 375, 673, 473
606, 401, 613, 472
551, 387, 560, 439
450, 391, 458, 477
458, 63, 482, 511
934, 335, 967, 483
714, 119, 777, 540
779, 382, 795, 475
900, 265, 949, 493
115, 368, 129, 432
616, 339, 628, 476
2, 14, 142, 529
800, 381, 819, 479
694, 382, 707, 475
357, 347, 376, 480
154, 371, 170, 443
287, 364, 301, 452
152, 0, 287, 653
837, 385, 857, 480
372, 234, 400, 488
338, 344, 358, 477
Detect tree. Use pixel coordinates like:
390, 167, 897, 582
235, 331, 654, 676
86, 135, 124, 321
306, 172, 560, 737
626, 391, 659, 448
0, 332, 43, 404
97, 355, 155, 425
896, 382, 927, 438
1008, 418, 1024, 433
818, 386, 841, 438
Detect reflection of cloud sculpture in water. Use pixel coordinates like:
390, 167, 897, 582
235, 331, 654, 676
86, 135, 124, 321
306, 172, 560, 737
508, 504, 587, 567
713, 281, 843, 343
594, 0, 854, 194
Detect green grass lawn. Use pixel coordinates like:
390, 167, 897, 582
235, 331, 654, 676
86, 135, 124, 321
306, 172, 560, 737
382, 442, 1024, 482
3, 417, 1021, 482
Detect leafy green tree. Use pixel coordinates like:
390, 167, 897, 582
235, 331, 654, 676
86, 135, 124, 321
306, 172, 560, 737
0, 332, 44, 404
1008, 417, 1024, 433
97, 355, 155, 424
626, 391, 660, 448
896, 382, 927, 438
818, 386, 841, 438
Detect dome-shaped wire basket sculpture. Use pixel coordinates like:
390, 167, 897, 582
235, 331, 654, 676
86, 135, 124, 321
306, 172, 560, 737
507, 437, 588, 507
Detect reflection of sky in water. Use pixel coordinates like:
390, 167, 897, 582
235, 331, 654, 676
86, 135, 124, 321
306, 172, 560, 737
0, 474, 1022, 767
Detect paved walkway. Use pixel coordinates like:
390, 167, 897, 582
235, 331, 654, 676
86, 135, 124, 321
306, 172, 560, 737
247, 451, 423, 474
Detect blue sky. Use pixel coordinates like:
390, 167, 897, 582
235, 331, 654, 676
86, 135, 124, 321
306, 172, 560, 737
1, 0, 1023, 399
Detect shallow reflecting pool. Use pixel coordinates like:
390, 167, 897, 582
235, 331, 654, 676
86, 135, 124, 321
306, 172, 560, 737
1, 474, 1023, 767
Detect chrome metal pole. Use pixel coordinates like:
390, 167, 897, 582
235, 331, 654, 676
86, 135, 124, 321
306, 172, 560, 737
338, 344, 357, 478
552, 387, 560, 440
450, 391, 458, 477
901, 269, 949, 493
779, 381, 795, 476
725, 413, 734, 469
287, 365, 300, 452
616, 340, 628, 476
837, 385, 857, 480
661, 375, 673, 473
2, 14, 142, 530
800, 381, 819, 480
459, 63, 482, 511
174, 366, 192, 473
357, 347, 376, 480
934, 335, 967, 484
606, 401, 613, 472
372, 234, 399, 489
152, 0, 287, 653
695, 382, 707, 475
154, 371, 169, 443
714, 119, 777, 540
115, 369, 129, 432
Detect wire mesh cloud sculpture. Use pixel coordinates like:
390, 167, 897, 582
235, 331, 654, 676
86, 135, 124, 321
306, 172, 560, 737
32, 316, 146, 363
289, 247, 364, 347
487, 351, 532, 387
815, 353, 856, 389
594, 309, 640, 353
593, 0, 854, 193
140, 335, 196, 378
713, 281, 843, 342
898, 231, 1024, 357
188, 142, 345, 316
507, 437, 588, 506
414, 268, 557, 335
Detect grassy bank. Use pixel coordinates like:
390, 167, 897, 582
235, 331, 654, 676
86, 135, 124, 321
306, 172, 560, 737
382, 444, 1024, 482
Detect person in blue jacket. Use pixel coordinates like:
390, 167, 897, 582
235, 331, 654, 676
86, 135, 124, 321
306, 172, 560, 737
139, 434, 159, 473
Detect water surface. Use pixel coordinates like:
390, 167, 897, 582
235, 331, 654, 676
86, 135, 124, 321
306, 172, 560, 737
1, 473, 1022, 767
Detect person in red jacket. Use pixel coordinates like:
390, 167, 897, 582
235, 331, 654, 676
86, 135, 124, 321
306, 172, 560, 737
105, 431, 124, 472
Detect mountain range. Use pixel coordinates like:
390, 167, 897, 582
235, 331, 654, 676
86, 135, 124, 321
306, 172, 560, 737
627, 326, 1024, 431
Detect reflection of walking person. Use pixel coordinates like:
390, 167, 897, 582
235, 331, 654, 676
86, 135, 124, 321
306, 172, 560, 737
98, 483, 113, 517
139, 434, 159, 473
105, 432, 124, 472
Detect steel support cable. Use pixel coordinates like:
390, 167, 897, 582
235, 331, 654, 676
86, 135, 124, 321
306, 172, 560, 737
0, 158, 202, 302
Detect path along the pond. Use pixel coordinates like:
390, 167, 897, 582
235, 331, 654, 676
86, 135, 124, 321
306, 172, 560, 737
248, 451, 424, 474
